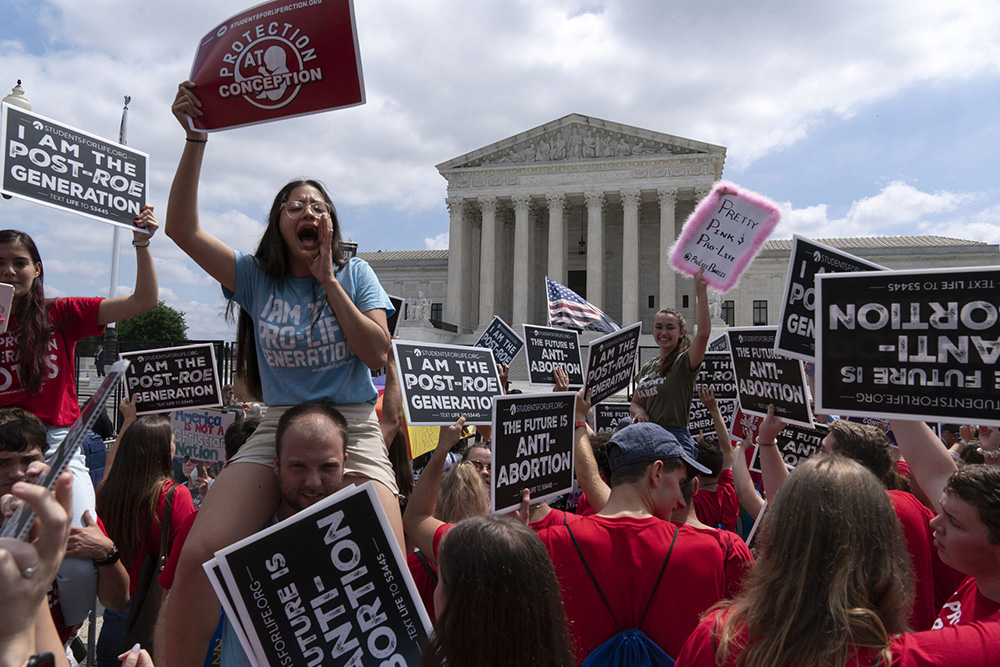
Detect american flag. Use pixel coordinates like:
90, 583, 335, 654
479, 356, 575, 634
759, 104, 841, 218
546, 277, 620, 333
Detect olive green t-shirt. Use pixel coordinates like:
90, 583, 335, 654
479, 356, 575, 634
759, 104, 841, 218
633, 350, 701, 428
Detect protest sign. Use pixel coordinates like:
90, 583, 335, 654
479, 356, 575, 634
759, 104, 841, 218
815, 266, 1000, 425
688, 398, 737, 438
584, 322, 641, 405
748, 422, 828, 473
212, 482, 431, 666
491, 392, 576, 514
0, 283, 12, 333
695, 351, 738, 401
523, 324, 583, 386
669, 181, 781, 292
387, 295, 403, 338
475, 316, 525, 367
121, 344, 222, 415
392, 341, 500, 425
775, 235, 885, 361
730, 408, 762, 443
728, 327, 813, 427
595, 402, 631, 433
405, 424, 439, 460
708, 334, 730, 352
171, 409, 236, 463
846, 415, 897, 446
1, 105, 148, 230
187, 0, 364, 132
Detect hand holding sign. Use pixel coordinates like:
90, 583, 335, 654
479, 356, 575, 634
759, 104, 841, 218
171, 81, 207, 140
756, 405, 788, 445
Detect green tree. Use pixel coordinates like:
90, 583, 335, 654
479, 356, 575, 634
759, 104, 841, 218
115, 301, 189, 343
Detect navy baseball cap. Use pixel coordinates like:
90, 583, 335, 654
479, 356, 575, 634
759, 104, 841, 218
608, 422, 711, 474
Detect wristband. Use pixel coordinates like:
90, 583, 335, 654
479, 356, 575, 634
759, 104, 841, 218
186, 137, 208, 143
755, 437, 777, 447
94, 546, 120, 567
132, 239, 150, 248
575, 421, 588, 429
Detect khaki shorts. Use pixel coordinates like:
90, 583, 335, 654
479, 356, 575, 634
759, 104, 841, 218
228, 403, 398, 495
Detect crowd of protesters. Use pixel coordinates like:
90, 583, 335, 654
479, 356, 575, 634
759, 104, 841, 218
0, 80, 997, 666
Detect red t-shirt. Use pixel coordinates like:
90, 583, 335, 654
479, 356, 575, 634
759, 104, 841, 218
0, 297, 104, 426
890, 609, 1000, 666
576, 492, 596, 516
530, 507, 582, 532
407, 551, 439, 622
158, 511, 198, 590
537, 515, 743, 663
692, 469, 739, 532
887, 489, 942, 631
676, 610, 882, 667
125, 480, 196, 595
932, 576, 1000, 630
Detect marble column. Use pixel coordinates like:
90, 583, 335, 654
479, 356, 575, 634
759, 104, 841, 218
657, 188, 678, 309
445, 197, 466, 327
512, 195, 531, 324
478, 196, 498, 327
546, 193, 566, 285
585, 191, 605, 308
621, 189, 641, 325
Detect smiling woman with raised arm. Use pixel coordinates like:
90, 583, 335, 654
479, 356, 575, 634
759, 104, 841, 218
162, 81, 399, 667
631, 267, 711, 456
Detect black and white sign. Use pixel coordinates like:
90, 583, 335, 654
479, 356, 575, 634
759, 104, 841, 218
688, 398, 737, 438
776, 236, 885, 361
815, 266, 1000, 425
695, 351, 738, 401
209, 483, 432, 667
595, 403, 632, 433
728, 327, 813, 428
748, 422, 827, 473
386, 295, 403, 338
475, 316, 525, 367
392, 341, 500, 425
1, 105, 149, 230
491, 393, 576, 514
121, 344, 222, 415
171, 409, 236, 463
708, 334, 730, 352
523, 324, 583, 386
584, 322, 641, 405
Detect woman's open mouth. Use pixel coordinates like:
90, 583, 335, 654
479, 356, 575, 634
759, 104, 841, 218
297, 226, 319, 249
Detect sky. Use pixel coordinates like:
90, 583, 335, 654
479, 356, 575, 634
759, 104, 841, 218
1, 0, 998, 340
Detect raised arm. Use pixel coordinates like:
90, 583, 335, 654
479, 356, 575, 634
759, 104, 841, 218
732, 435, 764, 519
755, 405, 790, 500
165, 81, 237, 292
574, 388, 611, 511
103, 395, 136, 481
379, 342, 404, 446
688, 267, 711, 369
889, 419, 958, 513
698, 385, 733, 470
97, 206, 159, 325
403, 415, 466, 558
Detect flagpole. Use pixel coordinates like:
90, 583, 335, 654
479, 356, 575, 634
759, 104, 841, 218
105, 95, 130, 361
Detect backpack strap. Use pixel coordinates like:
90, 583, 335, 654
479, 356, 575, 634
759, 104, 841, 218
158, 484, 177, 572
566, 522, 622, 632
637, 526, 679, 628
415, 550, 438, 585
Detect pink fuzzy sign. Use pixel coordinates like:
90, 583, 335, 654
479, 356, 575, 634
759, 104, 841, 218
669, 181, 781, 292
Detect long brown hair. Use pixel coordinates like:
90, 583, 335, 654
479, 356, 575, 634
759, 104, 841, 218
437, 462, 489, 523
421, 516, 575, 667
96, 416, 174, 561
227, 179, 345, 400
0, 230, 51, 393
655, 308, 691, 376
713, 455, 913, 667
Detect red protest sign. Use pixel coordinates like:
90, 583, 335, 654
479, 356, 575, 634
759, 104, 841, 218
188, 0, 365, 132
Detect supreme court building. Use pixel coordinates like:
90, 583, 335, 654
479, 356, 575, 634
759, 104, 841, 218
361, 114, 1000, 346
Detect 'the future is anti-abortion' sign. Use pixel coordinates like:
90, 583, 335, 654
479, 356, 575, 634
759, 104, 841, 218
523, 324, 583, 387
728, 327, 813, 428
491, 393, 576, 514
670, 181, 780, 292
188, 0, 365, 131
120, 344, 222, 415
1, 105, 148, 230
815, 266, 1000, 425
392, 341, 500, 425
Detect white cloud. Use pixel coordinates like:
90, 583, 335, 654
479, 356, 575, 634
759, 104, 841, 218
917, 203, 1000, 244
424, 233, 449, 250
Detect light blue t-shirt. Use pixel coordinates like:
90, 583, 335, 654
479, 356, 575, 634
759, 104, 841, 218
224, 251, 394, 406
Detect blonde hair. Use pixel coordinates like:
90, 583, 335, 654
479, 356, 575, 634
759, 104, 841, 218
714, 455, 913, 667
437, 462, 489, 523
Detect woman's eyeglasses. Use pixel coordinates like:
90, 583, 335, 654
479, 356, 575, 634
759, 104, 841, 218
282, 201, 332, 218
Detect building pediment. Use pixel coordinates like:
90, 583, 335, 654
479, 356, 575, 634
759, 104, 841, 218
436, 113, 725, 172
